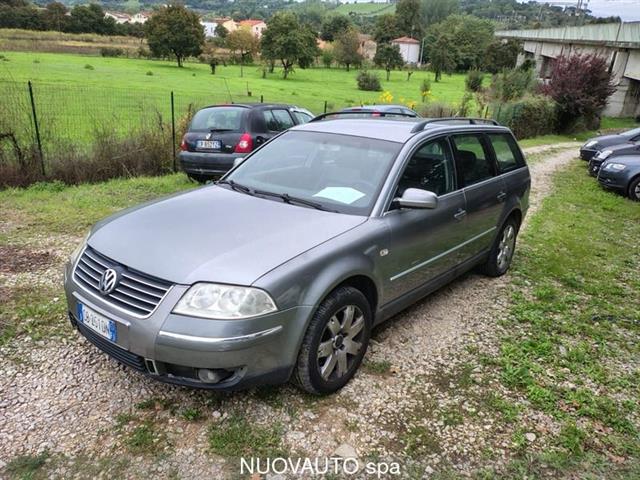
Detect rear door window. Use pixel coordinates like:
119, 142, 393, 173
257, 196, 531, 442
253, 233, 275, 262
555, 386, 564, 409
450, 134, 495, 187
264, 109, 295, 132
190, 107, 244, 131
487, 133, 524, 173
292, 111, 313, 124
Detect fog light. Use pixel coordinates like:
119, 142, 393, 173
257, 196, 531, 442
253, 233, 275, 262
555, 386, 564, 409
197, 368, 223, 384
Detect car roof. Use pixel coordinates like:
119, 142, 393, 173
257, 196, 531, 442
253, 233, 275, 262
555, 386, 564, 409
291, 118, 511, 143
200, 103, 300, 110
342, 105, 415, 112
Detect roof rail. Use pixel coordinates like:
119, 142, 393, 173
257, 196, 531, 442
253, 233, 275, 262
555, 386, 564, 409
310, 110, 418, 122
410, 117, 499, 133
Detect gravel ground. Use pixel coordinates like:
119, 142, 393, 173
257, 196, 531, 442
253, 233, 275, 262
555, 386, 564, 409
0, 144, 580, 479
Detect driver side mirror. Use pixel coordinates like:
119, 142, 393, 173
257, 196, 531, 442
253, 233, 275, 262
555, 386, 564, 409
394, 188, 438, 209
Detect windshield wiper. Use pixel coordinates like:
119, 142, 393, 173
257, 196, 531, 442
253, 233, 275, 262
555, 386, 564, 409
253, 189, 336, 212
217, 179, 254, 195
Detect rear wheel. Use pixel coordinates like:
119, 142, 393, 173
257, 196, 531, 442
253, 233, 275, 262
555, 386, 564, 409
481, 217, 519, 277
628, 177, 640, 202
292, 286, 371, 395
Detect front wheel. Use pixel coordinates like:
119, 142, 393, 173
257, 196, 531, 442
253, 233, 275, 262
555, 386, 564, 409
292, 286, 371, 395
628, 177, 640, 202
481, 218, 519, 277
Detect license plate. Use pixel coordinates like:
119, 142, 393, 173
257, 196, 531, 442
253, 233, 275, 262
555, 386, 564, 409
77, 303, 117, 342
197, 140, 221, 149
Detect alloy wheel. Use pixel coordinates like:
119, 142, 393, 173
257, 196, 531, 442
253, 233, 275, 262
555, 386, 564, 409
317, 305, 365, 381
496, 224, 516, 271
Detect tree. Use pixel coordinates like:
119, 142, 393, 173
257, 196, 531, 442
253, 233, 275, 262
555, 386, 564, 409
44, 2, 68, 31
396, 0, 423, 39
424, 27, 456, 81
374, 44, 405, 81
214, 23, 228, 39
320, 14, 352, 42
483, 39, 521, 73
321, 48, 334, 68
373, 14, 400, 44
434, 15, 494, 71
333, 27, 362, 72
144, 5, 205, 67
67, 4, 116, 35
260, 12, 318, 79
226, 29, 259, 77
540, 53, 615, 130
421, 0, 458, 27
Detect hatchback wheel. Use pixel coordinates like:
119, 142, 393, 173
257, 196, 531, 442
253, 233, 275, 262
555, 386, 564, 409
293, 286, 371, 395
628, 177, 640, 202
481, 218, 519, 277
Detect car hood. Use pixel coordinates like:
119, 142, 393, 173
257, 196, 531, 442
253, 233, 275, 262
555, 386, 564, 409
605, 142, 640, 154
88, 186, 366, 286
591, 134, 634, 148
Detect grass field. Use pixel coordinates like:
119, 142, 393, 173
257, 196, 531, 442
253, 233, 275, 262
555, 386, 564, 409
333, 2, 396, 16
0, 50, 467, 140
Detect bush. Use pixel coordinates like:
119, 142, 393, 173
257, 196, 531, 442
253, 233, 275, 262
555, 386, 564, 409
465, 69, 484, 93
100, 47, 124, 57
539, 53, 615, 132
491, 68, 534, 102
418, 102, 457, 118
420, 78, 431, 102
356, 71, 382, 92
146, 71, 153, 76
494, 95, 557, 139
84, 64, 94, 70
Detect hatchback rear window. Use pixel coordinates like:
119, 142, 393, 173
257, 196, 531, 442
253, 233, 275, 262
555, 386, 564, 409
190, 107, 245, 131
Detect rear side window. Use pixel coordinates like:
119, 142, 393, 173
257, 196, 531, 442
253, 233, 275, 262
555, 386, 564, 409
264, 109, 295, 131
488, 133, 524, 173
190, 107, 244, 131
451, 134, 495, 187
292, 111, 313, 124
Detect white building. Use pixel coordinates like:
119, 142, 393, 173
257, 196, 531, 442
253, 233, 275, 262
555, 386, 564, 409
391, 36, 420, 64
201, 21, 218, 38
238, 19, 267, 38
104, 12, 131, 24
130, 12, 150, 24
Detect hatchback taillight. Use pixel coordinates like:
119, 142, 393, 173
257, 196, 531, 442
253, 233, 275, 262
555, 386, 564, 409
234, 133, 253, 153
180, 136, 188, 151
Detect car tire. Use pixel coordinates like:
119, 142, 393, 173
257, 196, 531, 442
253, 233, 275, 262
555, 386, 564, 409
628, 177, 640, 202
292, 286, 371, 395
481, 217, 520, 277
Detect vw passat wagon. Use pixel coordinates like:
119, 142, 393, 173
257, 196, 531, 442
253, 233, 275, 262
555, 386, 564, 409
64, 114, 530, 395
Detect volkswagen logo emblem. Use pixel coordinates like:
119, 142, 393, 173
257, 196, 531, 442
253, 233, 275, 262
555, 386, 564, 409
98, 268, 119, 295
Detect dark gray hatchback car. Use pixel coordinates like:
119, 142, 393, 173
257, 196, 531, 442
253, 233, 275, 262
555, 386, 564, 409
64, 115, 530, 394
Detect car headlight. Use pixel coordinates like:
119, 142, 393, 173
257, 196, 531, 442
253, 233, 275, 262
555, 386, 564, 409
69, 231, 90, 264
605, 162, 626, 171
173, 283, 277, 319
584, 140, 597, 148
597, 150, 612, 160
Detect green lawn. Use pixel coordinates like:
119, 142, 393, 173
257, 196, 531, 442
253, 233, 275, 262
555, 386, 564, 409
0, 50, 466, 141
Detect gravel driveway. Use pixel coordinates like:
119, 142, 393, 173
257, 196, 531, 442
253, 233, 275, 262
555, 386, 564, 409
0, 144, 579, 479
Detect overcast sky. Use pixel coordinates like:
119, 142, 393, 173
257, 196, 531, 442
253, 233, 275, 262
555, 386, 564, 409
585, 0, 640, 21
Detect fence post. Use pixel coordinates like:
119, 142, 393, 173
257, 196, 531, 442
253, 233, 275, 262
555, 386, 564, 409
324, 100, 327, 113
170, 91, 176, 173
260, 94, 263, 103
27, 81, 45, 177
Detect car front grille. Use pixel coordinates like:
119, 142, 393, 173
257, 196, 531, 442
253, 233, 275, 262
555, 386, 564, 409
73, 246, 173, 317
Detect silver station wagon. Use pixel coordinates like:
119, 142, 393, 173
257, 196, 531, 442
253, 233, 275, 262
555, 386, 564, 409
64, 114, 530, 395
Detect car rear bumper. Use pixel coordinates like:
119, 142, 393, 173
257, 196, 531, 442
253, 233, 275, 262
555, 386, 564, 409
179, 151, 246, 177
64, 260, 312, 390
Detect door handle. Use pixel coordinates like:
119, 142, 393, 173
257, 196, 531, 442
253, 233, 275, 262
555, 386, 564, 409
497, 191, 507, 202
454, 209, 467, 221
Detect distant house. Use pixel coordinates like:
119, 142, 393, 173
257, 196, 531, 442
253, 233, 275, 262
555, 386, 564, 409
238, 19, 267, 38
130, 12, 150, 24
391, 36, 420, 64
201, 21, 218, 38
358, 33, 377, 60
220, 18, 238, 33
104, 11, 131, 24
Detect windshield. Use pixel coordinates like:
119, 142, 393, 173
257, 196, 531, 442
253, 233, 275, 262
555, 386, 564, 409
623, 127, 640, 138
190, 107, 245, 131
225, 131, 402, 215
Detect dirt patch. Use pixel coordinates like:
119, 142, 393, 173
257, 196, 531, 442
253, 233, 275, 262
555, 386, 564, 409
0, 245, 55, 273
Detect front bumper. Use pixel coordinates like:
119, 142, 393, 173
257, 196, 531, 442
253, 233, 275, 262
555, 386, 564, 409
580, 148, 597, 161
597, 169, 628, 191
179, 151, 245, 177
64, 261, 312, 390
588, 158, 604, 177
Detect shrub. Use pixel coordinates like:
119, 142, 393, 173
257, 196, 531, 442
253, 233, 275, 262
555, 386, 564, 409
539, 53, 615, 132
465, 69, 484, 93
491, 68, 534, 102
146, 71, 153, 76
356, 71, 382, 92
84, 64, 94, 70
494, 95, 557, 139
321, 49, 334, 68
418, 102, 457, 118
420, 78, 431, 102
100, 47, 124, 57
